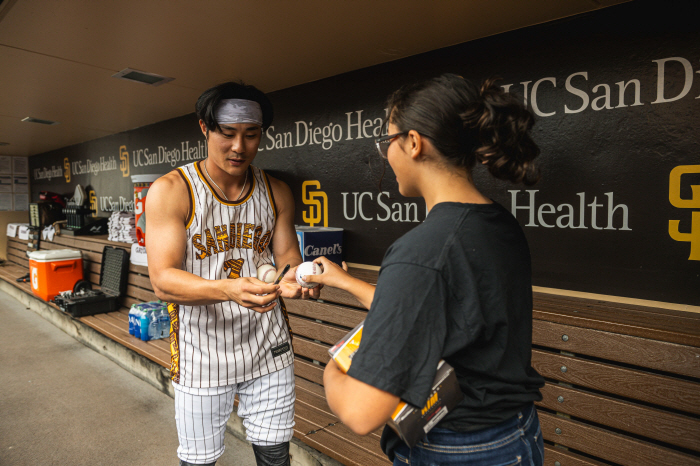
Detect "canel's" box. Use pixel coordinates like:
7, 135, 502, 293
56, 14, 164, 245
295, 226, 343, 266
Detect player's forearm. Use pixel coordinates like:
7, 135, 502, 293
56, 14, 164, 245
151, 268, 230, 305
273, 250, 302, 271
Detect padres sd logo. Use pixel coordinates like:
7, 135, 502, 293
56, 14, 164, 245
88, 188, 98, 217
63, 157, 70, 183
668, 165, 700, 260
119, 145, 130, 177
302, 180, 328, 227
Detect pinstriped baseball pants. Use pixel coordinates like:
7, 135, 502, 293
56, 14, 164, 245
173, 365, 295, 464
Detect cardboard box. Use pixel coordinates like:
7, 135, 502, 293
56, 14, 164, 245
387, 360, 463, 447
328, 321, 463, 447
295, 226, 343, 266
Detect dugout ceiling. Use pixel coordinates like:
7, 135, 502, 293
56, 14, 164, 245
0, 0, 629, 157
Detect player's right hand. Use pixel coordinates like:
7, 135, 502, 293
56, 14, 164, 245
225, 277, 281, 313
303, 257, 350, 290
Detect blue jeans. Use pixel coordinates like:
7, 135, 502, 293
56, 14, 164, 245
392, 403, 543, 466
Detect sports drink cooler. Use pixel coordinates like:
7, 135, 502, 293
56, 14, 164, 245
28, 249, 84, 301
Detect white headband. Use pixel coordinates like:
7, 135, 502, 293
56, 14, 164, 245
215, 99, 263, 126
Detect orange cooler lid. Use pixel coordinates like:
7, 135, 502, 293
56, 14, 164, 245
28, 249, 82, 262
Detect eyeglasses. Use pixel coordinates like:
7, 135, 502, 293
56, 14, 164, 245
374, 132, 408, 159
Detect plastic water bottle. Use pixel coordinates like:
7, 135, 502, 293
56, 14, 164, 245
133, 307, 144, 339
140, 310, 152, 341
158, 308, 170, 339
147, 310, 160, 341
128, 306, 137, 336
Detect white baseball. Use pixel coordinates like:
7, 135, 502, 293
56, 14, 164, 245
257, 264, 277, 283
295, 261, 322, 288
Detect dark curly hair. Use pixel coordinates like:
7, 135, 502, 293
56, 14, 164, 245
386, 74, 540, 185
195, 81, 274, 133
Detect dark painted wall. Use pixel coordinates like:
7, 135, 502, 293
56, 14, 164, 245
29, 1, 700, 305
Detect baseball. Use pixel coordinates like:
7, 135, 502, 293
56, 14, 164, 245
256, 264, 277, 283
295, 261, 322, 288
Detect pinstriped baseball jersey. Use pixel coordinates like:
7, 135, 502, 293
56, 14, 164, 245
169, 161, 293, 388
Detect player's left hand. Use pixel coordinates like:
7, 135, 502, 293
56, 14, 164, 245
280, 265, 322, 299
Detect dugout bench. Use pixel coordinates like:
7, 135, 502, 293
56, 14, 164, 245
3, 233, 700, 466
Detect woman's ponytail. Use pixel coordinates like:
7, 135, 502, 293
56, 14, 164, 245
387, 74, 540, 185
461, 78, 540, 185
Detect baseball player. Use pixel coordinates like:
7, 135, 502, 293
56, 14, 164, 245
146, 81, 319, 466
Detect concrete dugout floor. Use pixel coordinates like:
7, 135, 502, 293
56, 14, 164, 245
0, 289, 256, 466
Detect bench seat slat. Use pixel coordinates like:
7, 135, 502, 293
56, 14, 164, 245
535, 305, 699, 338
7, 249, 27, 261
123, 296, 143, 309
543, 445, 609, 466
285, 299, 366, 329
294, 374, 326, 397
293, 417, 390, 466
539, 411, 700, 466
293, 377, 384, 440
127, 273, 154, 291
126, 284, 158, 303
295, 393, 385, 455
80, 314, 171, 367
533, 320, 700, 378
293, 335, 332, 364
7, 249, 24, 258
49, 234, 130, 254
84, 311, 170, 357
104, 309, 129, 324
0, 264, 31, 291
288, 315, 347, 346
346, 267, 378, 284
533, 293, 700, 323
533, 310, 699, 348
538, 382, 700, 450
33, 241, 64, 251
316, 286, 364, 308
533, 305, 700, 348
294, 358, 325, 386
532, 350, 700, 415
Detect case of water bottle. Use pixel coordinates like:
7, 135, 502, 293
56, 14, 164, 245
128, 301, 170, 341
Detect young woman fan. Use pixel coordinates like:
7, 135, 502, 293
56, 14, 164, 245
305, 74, 545, 466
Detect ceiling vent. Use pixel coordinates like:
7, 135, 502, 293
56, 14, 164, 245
112, 68, 174, 86
22, 117, 59, 125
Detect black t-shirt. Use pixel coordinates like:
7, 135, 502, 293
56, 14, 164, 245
346, 202, 544, 457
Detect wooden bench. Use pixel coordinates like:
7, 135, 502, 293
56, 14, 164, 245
4, 233, 699, 465
530, 293, 700, 466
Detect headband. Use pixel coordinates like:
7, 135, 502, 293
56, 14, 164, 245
215, 99, 263, 126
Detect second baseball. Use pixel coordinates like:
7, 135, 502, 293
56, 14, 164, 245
295, 261, 322, 288
257, 264, 277, 283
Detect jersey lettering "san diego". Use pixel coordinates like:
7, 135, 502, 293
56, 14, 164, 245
168, 161, 293, 388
